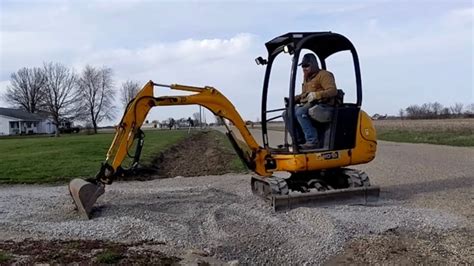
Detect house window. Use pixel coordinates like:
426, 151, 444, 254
9, 122, 19, 128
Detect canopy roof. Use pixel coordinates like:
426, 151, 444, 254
265, 32, 356, 60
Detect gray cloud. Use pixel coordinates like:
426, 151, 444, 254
1, 0, 472, 124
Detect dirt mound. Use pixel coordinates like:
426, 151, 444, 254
126, 130, 246, 180
0, 239, 180, 265
153, 130, 244, 177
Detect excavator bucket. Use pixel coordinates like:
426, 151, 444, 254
68, 178, 105, 219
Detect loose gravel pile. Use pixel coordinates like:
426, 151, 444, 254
0, 173, 470, 265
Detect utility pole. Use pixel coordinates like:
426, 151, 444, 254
199, 106, 202, 129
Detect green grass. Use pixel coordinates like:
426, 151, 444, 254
0, 130, 188, 184
211, 130, 248, 173
377, 129, 474, 147
0, 251, 12, 263
95, 249, 123, 264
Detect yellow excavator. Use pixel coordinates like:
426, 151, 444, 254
69, 32, 379, 219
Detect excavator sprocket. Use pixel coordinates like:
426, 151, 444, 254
69, 178, 105, 219
251, 169, 380, 211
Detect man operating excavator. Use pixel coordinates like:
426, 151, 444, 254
285, 53, 338, 149
69, 32, 379, 219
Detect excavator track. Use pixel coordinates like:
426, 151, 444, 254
251, 169, 379, 211
251, 176, 289, 201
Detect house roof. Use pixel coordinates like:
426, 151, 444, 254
0, 107, 47, 121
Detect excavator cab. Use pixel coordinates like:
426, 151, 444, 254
258, 32, 363, 153
69, 32, 379, 219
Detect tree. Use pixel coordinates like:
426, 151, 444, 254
76, 65, 116, 133
167, 117, 175, 130
405, 104, 422, 119
3, 67, 46, 113
214, 115, 225, 126
465, 103, 474, 115
431, 102, 443, 116
42, 62, 79, 136
120, 80, 141, 109
450, 103, 464, 116
440, 107, 451, 118
398, 109, 405, 119
193, 112, 201, 126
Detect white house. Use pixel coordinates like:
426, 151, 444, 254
0, 108, 55, 135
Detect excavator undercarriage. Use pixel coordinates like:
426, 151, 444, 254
251, 169, 379, 211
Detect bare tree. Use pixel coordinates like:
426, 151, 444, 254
465, 103, 474, 115
3, 67, 46, 113
440, 107, 451, 118
405, 105, 422, 119
76, 65, 116, 133
42, 62, 79, 136
120, 80, 141, 109
214, 115, 225, 126
431, 102, 443, 116
450, 103, 464, 116
398, 108, 405, 119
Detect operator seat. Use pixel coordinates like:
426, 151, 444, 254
310, 89, 345, 149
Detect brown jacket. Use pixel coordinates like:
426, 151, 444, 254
297, 70, 338, 105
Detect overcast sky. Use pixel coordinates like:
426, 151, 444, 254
0, 0, 472, 125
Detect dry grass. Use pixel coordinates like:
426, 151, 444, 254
374, 119, 474, 134
374, 118, 474, 146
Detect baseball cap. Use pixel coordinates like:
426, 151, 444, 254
298, 53, 317, 67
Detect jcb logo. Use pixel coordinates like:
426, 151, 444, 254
321, 152, 339, 160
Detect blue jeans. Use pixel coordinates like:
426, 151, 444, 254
283, 110, 304, 144
295, 103, 318, 144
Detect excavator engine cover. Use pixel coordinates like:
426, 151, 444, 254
69, 178, 105, 219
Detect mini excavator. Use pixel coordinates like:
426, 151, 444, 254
69, 32, 379, 219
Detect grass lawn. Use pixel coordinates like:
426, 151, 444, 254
0, 130, 188, 184
211, 130, 248, 173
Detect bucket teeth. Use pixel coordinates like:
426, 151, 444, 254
69, 178, 105, 219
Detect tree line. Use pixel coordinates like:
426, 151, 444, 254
399, 102, 474, 119
2, 63, 142, 135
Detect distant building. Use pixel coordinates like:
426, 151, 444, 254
141, 120, 159, 129
0, 108, 55, 135
371, 113, 387, 120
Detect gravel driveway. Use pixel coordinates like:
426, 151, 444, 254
0, 129, 472, 264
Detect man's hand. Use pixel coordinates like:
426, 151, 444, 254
306, 92, 322, 103
295, 92, 308, 104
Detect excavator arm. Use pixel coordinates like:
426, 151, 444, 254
96, 80, 270, 185
70, 80, 272, 218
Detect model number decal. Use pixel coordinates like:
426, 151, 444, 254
321, 151, 339, 160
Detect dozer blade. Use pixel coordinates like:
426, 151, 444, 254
68, 178, 105, 219
272, 186, 380, 211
